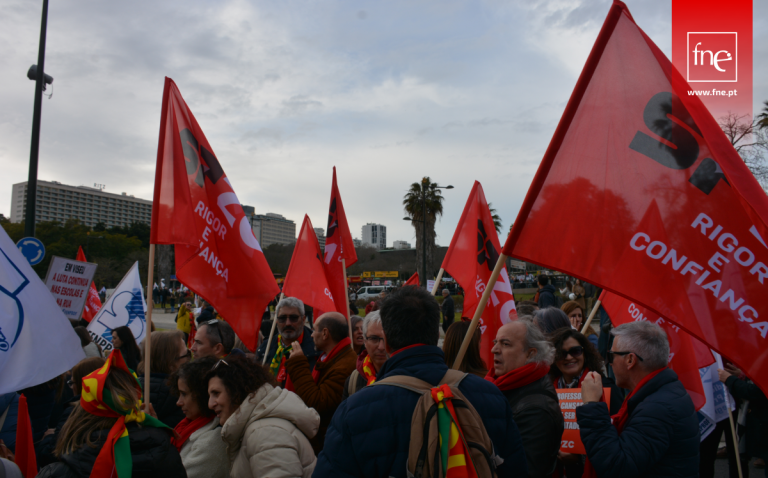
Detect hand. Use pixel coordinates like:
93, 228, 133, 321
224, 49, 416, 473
140, 402, 158, 419
558, 451, 580, 465
581, 371, 603, 403
569, 316, 582, 329
718, 368, 732, 383
289, 342, 305, 358
725, 364, 742, 377
0, 440, 14, 462
43, 428, 56, 438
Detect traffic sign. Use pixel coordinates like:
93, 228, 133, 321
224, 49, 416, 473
16, 237, 46, 266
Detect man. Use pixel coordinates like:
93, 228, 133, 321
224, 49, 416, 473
577, 321, 699, 477
195, 300, 215, 324
285, 312, 357, 454
314, 286, 528, 478
342, 310, 388, 399
190, 318, 235, 359
536, 275, 557, 309
441, 288, 454, 333
486, 320, 563, 478
256, 297, 320, 389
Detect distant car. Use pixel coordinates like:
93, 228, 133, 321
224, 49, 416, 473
357, 286, 387, 301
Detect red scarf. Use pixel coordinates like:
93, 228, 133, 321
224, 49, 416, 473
276, 331, 304, 392
311, 337, 351, 383
171, 416, 212, 451
583, 368, 666, 478
485, 362, 550, 391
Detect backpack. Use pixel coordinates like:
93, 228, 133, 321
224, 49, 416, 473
372, 370, 499, 478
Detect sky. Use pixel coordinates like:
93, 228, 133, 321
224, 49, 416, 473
1, 0, 766, 247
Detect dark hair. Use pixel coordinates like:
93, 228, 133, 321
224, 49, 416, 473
200, 320, 235, 354
350, 315, 363, 332
443, 321, 487, 377
74, 326, 92, 347
537, 275, 550, 286
548, 328, 604, 379
112, 326, 141, 366
137, 330, 186, 375
316, 316, 349, 343
170, 357, 217, 418
380, 286, 439, 350
204, 356, 275, 411
533, 307, 571, 334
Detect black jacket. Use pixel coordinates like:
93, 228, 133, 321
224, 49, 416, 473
195, 306, 215, 325
37, 423, 187, 478
36, 397, 80, 468
138, 373, 185, 428
255, 326, 321, 383
576, 368, 699, 478
441, 295, 455, 323
725, 375, 768, 460
537, 284, 557, 309
502, 374, 564, 478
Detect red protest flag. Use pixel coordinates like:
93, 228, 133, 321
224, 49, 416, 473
150, 77, 279, 350
283, 215, 337, 313
405, 271, 419, 286
502, 1, 768, 392
600, 290, 709, 410
76, 246, 102, 322
442, 181, 517, 368
76, 246, 86, 262
322, 167, 358, 318
15, 394, 37, 478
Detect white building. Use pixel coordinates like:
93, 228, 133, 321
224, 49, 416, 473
393, 240, 412, 250
314, 227, 326, 249
241, 208, 296, 248
361, 223, 386, 250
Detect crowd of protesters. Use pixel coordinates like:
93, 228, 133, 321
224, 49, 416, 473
1, 282, 766, 478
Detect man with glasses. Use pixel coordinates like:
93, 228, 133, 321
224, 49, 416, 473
577, 320, 699, 477
342, 310, 389, 399
190, 318, 235, 359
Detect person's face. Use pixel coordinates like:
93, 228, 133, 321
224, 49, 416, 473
312, 321, 330, 352
567, 308, 584, 329
208, 376, 234, 425
610, 337, 631, 389
555, 337, 585, 381
490, 322, 535, 376
176, 378, 202, 420
276, 306, 305, 342
174, 339, 190, 372
111, 331, 123, 349
442, 290, 449, 298
364, 321, 388, 371
191, 325, 221, 358
352, 322, 364, 347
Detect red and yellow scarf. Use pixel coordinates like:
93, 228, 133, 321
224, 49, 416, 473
431, 384, 478, 478
270, 331, 304, 391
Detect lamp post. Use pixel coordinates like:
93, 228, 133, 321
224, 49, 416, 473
404, 180, 452, 288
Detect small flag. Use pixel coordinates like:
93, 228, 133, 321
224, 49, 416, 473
14, 394, 37, 478
283, 215, 337, 313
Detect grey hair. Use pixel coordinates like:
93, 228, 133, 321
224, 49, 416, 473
442, 289, 449, 295
362, 311, 382, 336
276, 297, 305, 316
611, 321, 669, 370
520, 319, 555, 365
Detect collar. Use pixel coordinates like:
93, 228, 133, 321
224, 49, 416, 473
376, 345, 445, 381
390, 343, 427, 357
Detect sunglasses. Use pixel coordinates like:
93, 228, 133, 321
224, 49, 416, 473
556, 345, 584, 360
177, 350, 192, 361
607, 351, 644, 364
203, 319, 222, 343
276, 314, 302, 324
66, 379, 75, 387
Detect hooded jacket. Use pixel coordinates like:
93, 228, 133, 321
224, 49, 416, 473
537, 284, 557, 309
222, 383, 320, 478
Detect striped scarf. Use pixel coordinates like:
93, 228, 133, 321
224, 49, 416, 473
362, 354, 377, 385
430, 384, 478, 478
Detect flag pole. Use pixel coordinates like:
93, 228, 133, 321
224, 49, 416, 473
262, 292, 284, 365
144, 244, 155, 401
580, 299, 601, 335
714, 351, 744, 478
452, 253, 507, 370
342, 258, 354, 350
431, 268, 445, 296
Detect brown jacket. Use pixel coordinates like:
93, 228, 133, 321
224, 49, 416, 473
285, 345, 357, 454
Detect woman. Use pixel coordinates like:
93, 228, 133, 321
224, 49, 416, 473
343, 312, 390, 398
442, 321, 487, 377
560, 301, 598, 349
571, 279, 587, 311
350, 316, 364, 355
176, 302, 193, 344
168, 357, 228, 478
74, 327, 101, 358
137, 331, 190, 428
37, 351, 186, 478
110, 326, 142, 371
207, 356, 319, 478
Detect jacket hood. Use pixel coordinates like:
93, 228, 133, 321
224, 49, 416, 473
540, 284, 556, 293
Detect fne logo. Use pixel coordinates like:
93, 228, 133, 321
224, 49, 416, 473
687, 32, 737, 82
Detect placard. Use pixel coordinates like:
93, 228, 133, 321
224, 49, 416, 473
43, 256, 98, 320
556, 387, 611, 454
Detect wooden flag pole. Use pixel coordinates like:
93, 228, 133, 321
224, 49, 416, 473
431, 268, 445, 296
262, 292, 284, 365
452, 253, 507, 370
342, 258, 354, 350
143, 244, 156, 402
727, 406, 744, 478
580, 299, 602, 335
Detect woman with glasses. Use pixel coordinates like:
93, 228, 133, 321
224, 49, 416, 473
342, 311, 390, 399
137, 331, 191, 428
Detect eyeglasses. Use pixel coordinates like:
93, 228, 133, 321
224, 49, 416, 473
607, 351, 644, 364
276, 314, 302, 324
556, 346, 584, 360
177, 350, 191, 361
365, 335, 384, 345
212, 359, 229, 371
66, 380, 75, 387
203, 319, 222, 343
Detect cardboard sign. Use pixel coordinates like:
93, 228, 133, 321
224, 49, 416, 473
43, 256, 98, 320
556, 387, 611, 454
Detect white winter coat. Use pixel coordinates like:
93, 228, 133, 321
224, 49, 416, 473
178, 417, 229, 478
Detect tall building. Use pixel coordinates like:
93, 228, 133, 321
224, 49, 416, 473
246, 212, 296, 248
313, 227, 326, 249
393, 240, 412, 250
353, 238, 362, 247
10, 180, 152, 228
361, 223, 386, 250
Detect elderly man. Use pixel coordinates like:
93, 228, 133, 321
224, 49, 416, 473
314, 286, 528, 478
485, 320, 563, 478
285, 312, 356, 454
342, 311, 389, 398
190, 319, 235, 359
577, 321, 699, 477
441, 289, 454, 333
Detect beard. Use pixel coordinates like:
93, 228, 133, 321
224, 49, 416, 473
280, 324, 303, 342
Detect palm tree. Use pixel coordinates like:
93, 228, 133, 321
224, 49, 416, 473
403, 177, 445, 286
758, 100, 768, 130
488, 203, 502, 234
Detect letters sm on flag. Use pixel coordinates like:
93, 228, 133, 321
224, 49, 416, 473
501, 1, 768, 393
283, 215, 336, 314
150, 77, 279, 350
441, 181, 517, 368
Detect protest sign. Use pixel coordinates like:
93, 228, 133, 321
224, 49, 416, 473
557, 388, 610, 454
697, 363, 734, 440
43, 256, 98, 320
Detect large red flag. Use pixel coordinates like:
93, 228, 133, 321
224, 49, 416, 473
600, 291, 709, 410
283, 215, 337, 313
150, 77, 279, 350
76, 246, 101, 322
15, 394, 37, 478
502, 1, 768, 393
442, 181, 517, 368
322, 167, 358, 318
404, 271, 419, 286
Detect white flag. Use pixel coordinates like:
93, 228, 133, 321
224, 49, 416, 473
0, 228, 85, 395
87, 262, 147, 354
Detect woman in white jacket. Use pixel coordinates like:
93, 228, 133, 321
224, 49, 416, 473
206, 356, 319, 478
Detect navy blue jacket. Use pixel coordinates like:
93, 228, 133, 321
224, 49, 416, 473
576, 368, 699, 478
0, 393, 19, 452
313, 345, 528, 478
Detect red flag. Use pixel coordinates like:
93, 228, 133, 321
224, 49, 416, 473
322, 167, 358, 318
442, 181, 517, 368
600, 291, 709, 410
76, 247, 102, 322
283, 215, 337, 313
502, 1, 768, 393
15, 394, 37, 478
405, 271, 419, 286
150, 77, 279, 350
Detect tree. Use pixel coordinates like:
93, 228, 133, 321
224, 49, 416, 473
719, 112, 768, 189
758, 101, 768, 130
403, 177, 445, 286
488, 202, 503, 234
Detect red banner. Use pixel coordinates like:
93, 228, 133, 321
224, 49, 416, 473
442, 181, 517, 368
150, 77, 279, 350
76, 246, 101, 322
322, 167, 357, 318
404, 271, 419, 286
283, 215, 336, 313
502, 2, 768, 394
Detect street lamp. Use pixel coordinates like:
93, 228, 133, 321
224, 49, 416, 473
404, 180, 453, 288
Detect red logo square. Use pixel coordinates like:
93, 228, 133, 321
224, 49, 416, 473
687, 32, 737, 82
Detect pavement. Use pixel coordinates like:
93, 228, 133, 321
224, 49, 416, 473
149, 310, 178, 331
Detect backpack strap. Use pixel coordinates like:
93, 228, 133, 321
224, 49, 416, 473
371, 370, 469, 393
348, 369, 360, 396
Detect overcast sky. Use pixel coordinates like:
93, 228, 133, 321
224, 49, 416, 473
1, 0, 766, 247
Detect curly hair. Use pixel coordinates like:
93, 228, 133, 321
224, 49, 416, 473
169, 356, 218, 418
548, 328, 605, 380
204, 356, 276, 412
